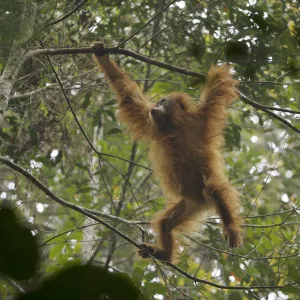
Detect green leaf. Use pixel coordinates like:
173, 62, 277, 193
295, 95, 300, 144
80, 93, 91, 109
224, 125, 241, 150
270, 233, 281, 245
104, 109, 117, 121
228, 291, 243, 300
288, 265, 300, 282
146, 282, 166, 294
261, 236, 273, 250
29, 125, 39, 145
225, 41, 249, 62
246, 266, 260, 277
107, 128, 122, 135
103, 99, 116, 106
19, 265, 141, 300
77, 186, 92, 193
281, 285, 300, 294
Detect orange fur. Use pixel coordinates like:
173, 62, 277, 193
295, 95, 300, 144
93, 50, 242, 262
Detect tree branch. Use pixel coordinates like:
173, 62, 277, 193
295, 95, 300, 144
117, 0, 177, 48
237, 88, 300, 134
0, 156, 140, 248
26, 45, 300, 134
0, 156, 296, 291
27, 46, 207, 78
48, 0, 88, 26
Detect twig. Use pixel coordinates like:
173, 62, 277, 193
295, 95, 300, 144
184, 234, 299, 261
167, 263, 294, 290
237, 88, 300, 134
40, 222, 98, 247
0, 156, 140, 248
247, 289, 261, 300
117, 0, 177, 48
3, 276, 26, 294
240, 80, 300, 86
48, 0, 88, 25
39, 41, 151, 174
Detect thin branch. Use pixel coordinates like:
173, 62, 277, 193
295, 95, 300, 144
117, 0, 177, 48
242, 222, 300, 228
83, 207, 148, 225
240, 80, 300, 86
207, 220, 300, 228
237, 88, 300, 134
48, 0, 88, 26
208, 208, 296, 220
37, 43, 152, 171
40, 40, 150, 216
9, 83, 60, 100
0, 156, 139, 248
2, 276, 26, 294
248, 289, 261, 300
184, 234, 299, 261
117, 142, 138, 215
167, 263, 294, 290
9, 68, 100, 101
40, 42, 102, 155
251, 105, 300, 115
40, 222, 99, 247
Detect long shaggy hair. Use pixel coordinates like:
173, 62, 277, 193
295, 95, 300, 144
93, 49, 242, 261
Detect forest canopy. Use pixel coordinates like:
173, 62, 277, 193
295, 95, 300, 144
0, 0, 299, 299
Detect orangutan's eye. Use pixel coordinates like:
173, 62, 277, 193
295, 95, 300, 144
157, 99, 168, 107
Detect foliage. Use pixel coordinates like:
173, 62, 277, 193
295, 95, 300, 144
0, 0, 299, 299
0, 207, 140, 299
0, 206, 38, 281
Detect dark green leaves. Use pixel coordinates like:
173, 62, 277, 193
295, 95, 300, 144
0, 206, 38, 280
225, 41, 249, 62
224, 125, 241, 150
19, 265, 141, 300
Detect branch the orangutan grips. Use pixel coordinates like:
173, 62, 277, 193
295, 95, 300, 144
138, 244, 170, 262
93, 49, 242, 263
92, 42, 108, 57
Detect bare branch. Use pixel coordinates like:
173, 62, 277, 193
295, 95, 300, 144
184, 234, 299, 261
237, 88, 300, 134
26, 45, 300, 134
168, 263, 295, 290
0, 156, 140, 248
48, 0, 88, 26
117, 0, 177, 48
27, 46, 206, 78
